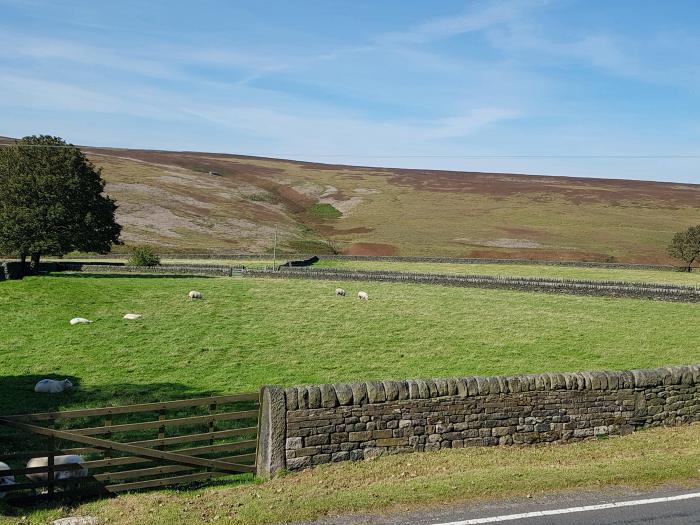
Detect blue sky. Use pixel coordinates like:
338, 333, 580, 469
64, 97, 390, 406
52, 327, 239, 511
1, 0, 699, 183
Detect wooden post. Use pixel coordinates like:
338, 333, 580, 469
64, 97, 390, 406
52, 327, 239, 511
158, 409, 166, 450
105, 412, 113, 458
208, 403, 217, 446
47, 432, 55, 497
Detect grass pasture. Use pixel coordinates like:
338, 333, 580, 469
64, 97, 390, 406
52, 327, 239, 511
1, 273, 698, 415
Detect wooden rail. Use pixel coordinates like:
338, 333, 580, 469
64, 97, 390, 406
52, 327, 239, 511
0, 393, 260, 503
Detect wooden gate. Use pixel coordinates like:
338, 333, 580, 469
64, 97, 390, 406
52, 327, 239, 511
0, 393, 259, 503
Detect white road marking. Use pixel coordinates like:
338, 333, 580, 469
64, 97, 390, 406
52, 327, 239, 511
431, 492, 700, 524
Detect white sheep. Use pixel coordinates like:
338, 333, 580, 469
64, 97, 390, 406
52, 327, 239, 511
34, 379, 73, 394
358, 291, 369, 301
0, 462, 15, 498
69, 318, 92, 325
335, 288, 346, 297
25, 455, 87, 483
188, 290, 203, 300
123, 313, 142, 320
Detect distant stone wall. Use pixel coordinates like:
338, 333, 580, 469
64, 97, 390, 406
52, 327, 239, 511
245, 268, 700, 303
255, 365, 700, 476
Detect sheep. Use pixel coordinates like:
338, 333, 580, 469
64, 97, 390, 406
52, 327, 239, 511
358, 291, 369, 301
34, 379, 73, 394
335, 288, 346, 297
0, 462, 15, 498
25, 455, 87, 483
188, 290, 203, 300
123, 313, 142, 320
69, 318, 92, 325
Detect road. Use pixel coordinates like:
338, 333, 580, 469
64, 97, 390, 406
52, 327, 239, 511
295, 486, 700, 525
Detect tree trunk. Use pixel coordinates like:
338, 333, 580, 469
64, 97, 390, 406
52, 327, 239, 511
19, 253, 27, 277
29, 253, 41, 275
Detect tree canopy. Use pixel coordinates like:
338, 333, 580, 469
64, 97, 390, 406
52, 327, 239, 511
0, 135, 121, 271
667, 225, 700, 272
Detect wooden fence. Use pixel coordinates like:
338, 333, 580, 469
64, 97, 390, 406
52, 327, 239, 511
0, 393, 259, 503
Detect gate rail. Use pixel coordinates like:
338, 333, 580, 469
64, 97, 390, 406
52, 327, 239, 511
0, 393, 260, 503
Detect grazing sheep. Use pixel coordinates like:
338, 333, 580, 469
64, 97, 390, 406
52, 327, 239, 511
0, 462, 15, 498
34, 379, 73, 394
25, 455, 87, 483
69, 318, 92, 325
188, 290, 203, 300
358, 291, 369, 301
335, 288, 346, 297
123, 313, 142, 320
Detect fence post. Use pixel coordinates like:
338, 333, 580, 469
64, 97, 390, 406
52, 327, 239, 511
47, 432, 55, 497
255, 386, 286, 478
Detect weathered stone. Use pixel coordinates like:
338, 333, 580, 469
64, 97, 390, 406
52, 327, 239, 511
256, 386, 287, 478
349, 431, 372, 442
455, 378, 469, 397
466, 376, 479, 396
396, 380, 410, 400
350, 382, 368, 405
426, 379, 439, 398
416, 379, 430, 399
305, 434, 329, 446
335, 383, 354, 405
435, 378, 448, 397
383, 381, 399, 401
285, 388, 298, 411
286, 437, 303, 450
307, 385, 322, 408
367, 381, 386, 403
320, 384, 338, 408
51, 518, 100, 525
407, 380, 421, 399
475, 376, 490, 395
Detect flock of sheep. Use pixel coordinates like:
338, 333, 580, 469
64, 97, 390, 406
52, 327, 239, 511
1, 455, 87, 496
0, 290, 209, 496
336, 288, 369, 300
2, 287, 370, 496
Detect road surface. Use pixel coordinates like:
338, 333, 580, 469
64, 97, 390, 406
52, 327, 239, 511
294, 486, 700, 525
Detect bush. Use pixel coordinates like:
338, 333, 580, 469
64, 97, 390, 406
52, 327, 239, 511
128, 245, 161, 267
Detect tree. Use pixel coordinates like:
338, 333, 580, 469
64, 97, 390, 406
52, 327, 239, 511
0, 135, 121, 273
667, 225, 700, 272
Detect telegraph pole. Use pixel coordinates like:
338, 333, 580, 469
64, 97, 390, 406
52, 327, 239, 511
272, 225, 278, 271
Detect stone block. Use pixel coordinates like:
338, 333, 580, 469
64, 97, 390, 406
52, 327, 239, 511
349, 431, 373, 442
320, 384, 338, 408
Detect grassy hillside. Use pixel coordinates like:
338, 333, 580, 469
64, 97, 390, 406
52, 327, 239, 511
2, 274, 698, 415
3, 137, 699, 262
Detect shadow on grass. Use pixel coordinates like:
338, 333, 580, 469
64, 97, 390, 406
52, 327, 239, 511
0, 377, 258, 511
0, 375, 220, 416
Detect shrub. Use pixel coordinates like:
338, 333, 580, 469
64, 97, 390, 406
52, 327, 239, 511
128, 245, 161, 267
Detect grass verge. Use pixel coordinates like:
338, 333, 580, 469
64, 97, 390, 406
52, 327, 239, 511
2, 424, 698, 525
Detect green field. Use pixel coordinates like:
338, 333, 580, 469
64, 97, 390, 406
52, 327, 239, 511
1, 274, 698, 415
313, 259, 700, 286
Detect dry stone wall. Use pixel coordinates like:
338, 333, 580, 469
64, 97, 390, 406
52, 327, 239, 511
255, 365, 699, 476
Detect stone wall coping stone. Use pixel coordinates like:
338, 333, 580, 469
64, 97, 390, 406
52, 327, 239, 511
285, 365, 699, 409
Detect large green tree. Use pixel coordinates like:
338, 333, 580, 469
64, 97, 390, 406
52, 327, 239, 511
0, 135, 121, 273
667, 225, 700, 272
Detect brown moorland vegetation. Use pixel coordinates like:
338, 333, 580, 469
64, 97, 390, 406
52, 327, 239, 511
2, 137, 699, 262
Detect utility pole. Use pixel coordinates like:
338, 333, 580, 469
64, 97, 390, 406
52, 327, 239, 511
272, 224, 278, 271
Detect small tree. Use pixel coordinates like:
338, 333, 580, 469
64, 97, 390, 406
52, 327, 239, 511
0, 135, 121, 273
128, 245, 161, 267
667, 225, 700, 272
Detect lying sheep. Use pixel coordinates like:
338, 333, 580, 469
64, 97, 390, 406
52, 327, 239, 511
34, 379, 73, 394
25, 455, 87, 483
335, 288, 346, 297
188, 290, 203, 300
0, 462, 15, 498
123, 313, 142, 320
358, 291, 369, 301
69, 318, 92, 325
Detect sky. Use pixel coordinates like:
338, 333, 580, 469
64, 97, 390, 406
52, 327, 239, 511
1, 0, 700, 183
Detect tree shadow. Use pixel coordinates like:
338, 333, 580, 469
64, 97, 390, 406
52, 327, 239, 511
0, 375, 221, 416
0, 376, 256, 510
